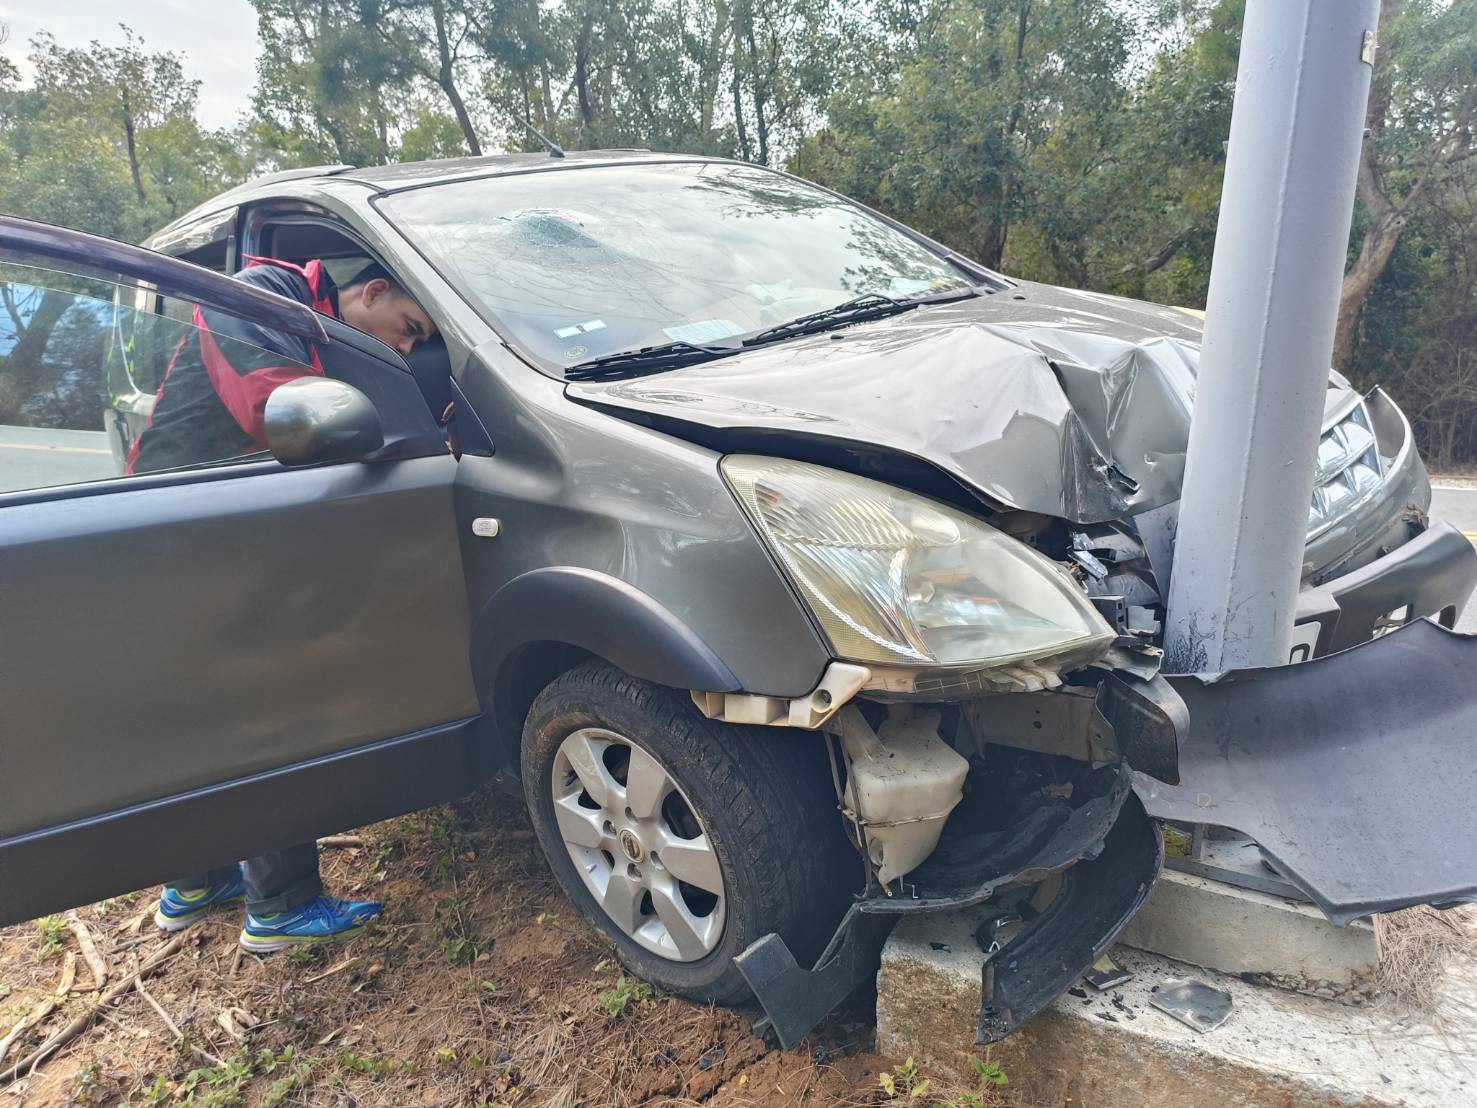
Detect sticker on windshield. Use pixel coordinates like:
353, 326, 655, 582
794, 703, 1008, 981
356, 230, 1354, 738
887, 277, 935, 296
663, 319, 745, 343
555, 319, 607, 339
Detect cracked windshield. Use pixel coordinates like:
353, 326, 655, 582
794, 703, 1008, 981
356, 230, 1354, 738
382, 161, 974, 371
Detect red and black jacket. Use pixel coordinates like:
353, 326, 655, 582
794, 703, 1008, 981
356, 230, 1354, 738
127, 258, 338, 475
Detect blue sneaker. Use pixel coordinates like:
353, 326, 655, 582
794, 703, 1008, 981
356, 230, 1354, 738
239, 895, 382, 952
154, 871, 247, 932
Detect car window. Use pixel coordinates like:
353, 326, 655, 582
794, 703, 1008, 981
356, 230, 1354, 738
0, 262, 319, 494
379, 162, 974, 374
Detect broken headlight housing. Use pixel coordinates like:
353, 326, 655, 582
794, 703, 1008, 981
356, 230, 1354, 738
722, 456, 1116, 668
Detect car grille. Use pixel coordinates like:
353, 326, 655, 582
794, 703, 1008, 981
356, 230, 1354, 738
1308, 400, 1383, 538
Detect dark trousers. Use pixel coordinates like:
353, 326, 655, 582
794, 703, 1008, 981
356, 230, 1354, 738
174, 842, 322, 916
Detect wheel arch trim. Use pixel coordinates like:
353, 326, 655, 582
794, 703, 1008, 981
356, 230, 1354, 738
473, 566, 742, 711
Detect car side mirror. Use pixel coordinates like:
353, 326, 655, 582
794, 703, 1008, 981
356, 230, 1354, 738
264, 377, 384, 466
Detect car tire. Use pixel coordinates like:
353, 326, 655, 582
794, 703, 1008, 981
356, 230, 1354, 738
522, 660, 858, 1004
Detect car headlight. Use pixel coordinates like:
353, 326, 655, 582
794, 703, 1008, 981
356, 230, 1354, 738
722, 456, 1116, 669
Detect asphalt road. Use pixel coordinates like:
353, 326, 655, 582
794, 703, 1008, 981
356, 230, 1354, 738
1428, 483, 1477, 634
3, 421, 1477, 630
0, 424, 116, 494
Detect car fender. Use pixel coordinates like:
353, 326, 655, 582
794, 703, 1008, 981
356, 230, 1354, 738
473, 564, 741, 705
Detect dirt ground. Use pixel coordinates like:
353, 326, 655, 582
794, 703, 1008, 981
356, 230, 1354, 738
0, 785, 1013, 1108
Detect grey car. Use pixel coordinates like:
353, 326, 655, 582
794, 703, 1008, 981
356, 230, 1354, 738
5, 151, 1477, 1046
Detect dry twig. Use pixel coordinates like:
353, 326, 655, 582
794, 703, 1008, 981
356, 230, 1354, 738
0, 954, 73, 1069
0, 933, 186, 1085
66, 913, 109, 989
0, 1002, 55, 1070
318, 835, 365, 849
132, 959, 223, 1068
55, 951, 77, 998
303, 956, 362, 984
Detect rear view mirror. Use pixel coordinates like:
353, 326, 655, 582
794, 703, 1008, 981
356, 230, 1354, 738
264, 377, 383, 466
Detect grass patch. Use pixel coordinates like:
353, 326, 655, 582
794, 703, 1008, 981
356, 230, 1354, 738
598, 975, 654, 1018
33, 915, 65, 956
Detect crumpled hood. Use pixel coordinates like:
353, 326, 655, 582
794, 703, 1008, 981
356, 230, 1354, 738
567, 280, 1217, 523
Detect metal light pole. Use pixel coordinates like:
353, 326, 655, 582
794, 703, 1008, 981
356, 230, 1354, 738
1164, 0, 1381, 674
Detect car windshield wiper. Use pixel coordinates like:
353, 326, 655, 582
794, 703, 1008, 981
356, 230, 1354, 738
563, 339, 744, 382
563, 286, 981, 382
741, 287, 978, 347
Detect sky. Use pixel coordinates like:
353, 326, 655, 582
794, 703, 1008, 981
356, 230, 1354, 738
0, 0, 262, 129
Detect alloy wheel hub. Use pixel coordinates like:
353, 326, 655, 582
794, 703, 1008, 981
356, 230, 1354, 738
550, 727, 726, 962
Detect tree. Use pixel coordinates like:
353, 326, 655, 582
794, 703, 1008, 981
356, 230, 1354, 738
252, 0, 418, 165
372, 0, 490, 155
0, 25, 238, 240
1335, 0, 1477, 366
791, 0, 1152, 270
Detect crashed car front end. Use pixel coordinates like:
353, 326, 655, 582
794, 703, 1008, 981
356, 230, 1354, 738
674, 338, 1477, 1048
553, 211, 1477, 1043
683, 453, 1179, 1046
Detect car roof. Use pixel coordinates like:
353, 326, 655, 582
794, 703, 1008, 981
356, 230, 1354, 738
336, 147, 691, 188
151, 149, 716, 246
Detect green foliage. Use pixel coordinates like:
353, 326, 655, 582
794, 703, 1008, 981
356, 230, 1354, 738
878, 1055, 929, 1101
0, 26, 246, 240
261, 1060, 316, 1108
70, 1059, 111, 1104
135, 1047, 319, 1106
286, 943, 328, 967
337, 1049, 418, 1076
33, 915, 64, 956
969, 1051, 1008, 1087
879, 1052, 1007, 1106
598, 974, 654, 1017
795, 0, 1153, 271
174, 1054, 254, 1107
439, 932, 480, 963
880, 1051, 1010, 1105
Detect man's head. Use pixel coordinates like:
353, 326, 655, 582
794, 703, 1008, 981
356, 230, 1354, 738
338, 262, 437, 358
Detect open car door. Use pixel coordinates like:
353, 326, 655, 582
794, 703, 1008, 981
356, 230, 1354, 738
0, 217, 483, 926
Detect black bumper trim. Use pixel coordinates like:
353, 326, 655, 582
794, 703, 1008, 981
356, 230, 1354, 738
1297, 520, 1477, 656
1139, 618, 1477, 924
734, 761, 1154, 1048
977, 795, 1162, 1042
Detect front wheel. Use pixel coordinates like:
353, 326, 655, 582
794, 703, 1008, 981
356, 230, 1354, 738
521, 661, 857, 1004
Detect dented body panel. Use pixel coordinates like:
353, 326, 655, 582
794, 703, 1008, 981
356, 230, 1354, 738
568, 279, 1438, 600
568, 281, 1206, 523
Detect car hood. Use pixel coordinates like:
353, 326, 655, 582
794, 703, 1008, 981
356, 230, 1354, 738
568, 281, 1353, 524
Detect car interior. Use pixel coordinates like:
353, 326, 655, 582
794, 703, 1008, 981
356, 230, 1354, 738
258, 218, 454, 422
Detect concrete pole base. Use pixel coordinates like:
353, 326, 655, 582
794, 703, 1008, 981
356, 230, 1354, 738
1118, 868, 1380, 1003
877, 908, 1477, 1108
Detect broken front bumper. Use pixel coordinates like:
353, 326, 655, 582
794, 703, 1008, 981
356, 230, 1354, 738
735, 757, 1163, 1048
739, 608, 1477, 1049
1295, 519, 1477, 657
1140, 617, 1477, 925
